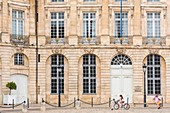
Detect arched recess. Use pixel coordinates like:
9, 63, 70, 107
110, 54, 133, 103
46, 54, 69, 103
143, 54, 166, 102
10, 53, 29, 67
78, 54, 101, 102
10, 74, 28, 104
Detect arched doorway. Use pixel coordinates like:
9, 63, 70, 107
110, 54, 133, 103
11, 75, 28, 104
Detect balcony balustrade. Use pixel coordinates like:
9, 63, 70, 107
78, 36, 101, 45
10, 34, 29, 46
110, 36, 133, 45
46, 36, 68, 45
142, 37, 166, 45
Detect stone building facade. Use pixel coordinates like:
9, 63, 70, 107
0, 0, 170, 105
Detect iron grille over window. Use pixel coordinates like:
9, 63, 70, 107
51, 12, 65, 38
51, 54, 64, 94
111, 54, 132, 65
147, 54, 161, 95
14, 53, 24, 65
83, 54, 96, 94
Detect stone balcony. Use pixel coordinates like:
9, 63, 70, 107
142, 36, 166, 46
46, 36, 69, 45
10, 34, 30, 46
110, 36, 133, 45
78, 36, 101, 45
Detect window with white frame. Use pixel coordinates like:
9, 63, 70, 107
12, 10, 24, 39
147, 0, 159, 2
14, 53, 24, 65
51, 0, 64, 2
147, 54, 161, 95
147, 13, 160, 38
114, 12, 128, 37
51, 12, 64, 38
83, 54, 96, 94
83, 12, 96, 38
51, 54, 64, 94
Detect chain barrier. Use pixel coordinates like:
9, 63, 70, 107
0, 101, 25, 108
79, 99, 112, 106
44, 100, 75, 108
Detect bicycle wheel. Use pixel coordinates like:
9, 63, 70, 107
124, 103, 130, 110
113, 103, 119, 110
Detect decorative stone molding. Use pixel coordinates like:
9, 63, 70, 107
148, 48, 159, 54
84, 47, 94, 54
116, 48, 126, 54
52, 47, 62, 54
15, 46, 24, 52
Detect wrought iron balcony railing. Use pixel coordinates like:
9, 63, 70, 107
78, 36, 101, 45
10, 34, 30, 46
110, 36, 133, 45
46, 36, 68, 45
142, 37, 166, 45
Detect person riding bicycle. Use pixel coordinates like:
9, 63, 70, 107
119, 95, 124, 107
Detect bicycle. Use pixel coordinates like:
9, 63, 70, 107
112, 99, 130, 110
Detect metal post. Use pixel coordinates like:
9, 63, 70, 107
35, 0, 39, 104
109, 97, 111, 107
58, 67, 61, 107
27, 98, 29, 108
161, 97, 163, 107
74, 97, 76, 107
144, 70, 146, 107
120, 0, 123, 38
12, 99, 14, 109
91, 97, 93, 107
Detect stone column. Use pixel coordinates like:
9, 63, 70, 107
68, 0, 78, 45
133, 0, 142, 45
1, 0, 10, 43
101, 0, 109, 45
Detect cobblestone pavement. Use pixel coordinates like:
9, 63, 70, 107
1, 107, 170, 113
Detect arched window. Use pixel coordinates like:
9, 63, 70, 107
111, 54, 132, 65
14, 53, 24, 65
147, 54, 161, 95
51, 54, 64, 94
82, 54, 96, 94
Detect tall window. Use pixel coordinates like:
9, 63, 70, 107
12, 10, 24, 39
51, 12, 64, 38
147, 13, 160, 38
14, 53, 24, 65
83, 54, 96, 94
115, 12, 128, 37
51, 0, 64, 2
147, 54, 161, 95
83, 12, 96, 38
147, 0, 159, 2
51, 54, 64, 94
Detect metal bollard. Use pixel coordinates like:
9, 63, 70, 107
22, 101, 27, 113
40, 98, 46, 112
12, 99, 14, 109
76, 99, 81, 109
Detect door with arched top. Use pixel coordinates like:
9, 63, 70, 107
110, 54, 133, 103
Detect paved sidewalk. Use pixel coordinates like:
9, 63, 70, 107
1, 107, 170, 113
